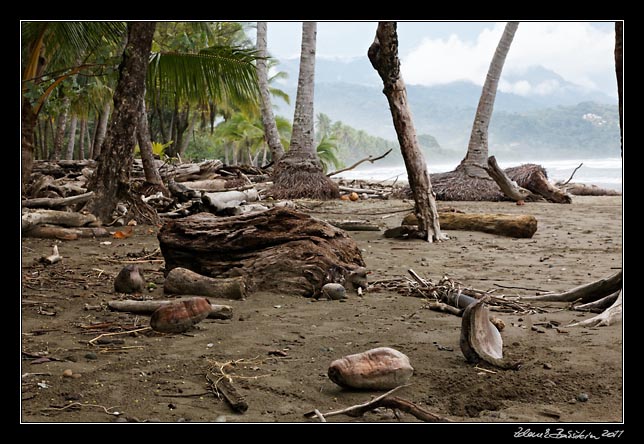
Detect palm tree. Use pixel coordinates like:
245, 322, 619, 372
457, 22, 519, 177
256, 22, 285, 163
315, 135, 342, 173
21, 21, 125, 187
271, 22, 339, 199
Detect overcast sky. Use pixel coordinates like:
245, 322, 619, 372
262, 21, 618, 98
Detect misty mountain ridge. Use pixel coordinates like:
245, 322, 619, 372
274, 57, 620, 161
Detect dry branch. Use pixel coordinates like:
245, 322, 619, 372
107, 299, 233, 320
519, 270, 622, 303
25, 225, 110, 240
22, 209, 99, 231
562, 163, 583, 185
326, 220, 381, 231
327, 148, 393, 177
484, 156, 540, 202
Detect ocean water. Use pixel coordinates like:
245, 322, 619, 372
335, 157, 623, 192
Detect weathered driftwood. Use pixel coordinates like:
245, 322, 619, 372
107, 299, 233, 320
327, 148, 393, 177
519, 270, 622, 303
180, 179, 229, 192
202, 189, 259, 214
22, 209, 100, 232
569, 290, 622, 327
506, 164, 572, 204
158, 207, 365, 297
40, 245, 62, 265
398, 212, 537, 238
22, 191, 95, 209
484, 156, 542, 202
168, 159, 224, 182
24, 225, 110, 239
214, 378, 248, 413
164, 267, 246, 300
326, 220, 381, 231
573, 290, 620, 312
558, 182, 621, 196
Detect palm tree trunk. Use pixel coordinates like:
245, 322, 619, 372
84, 21, 157, 223
614, 22, 623, 156
93, 101, 111, 159
137, 98, 164, 186
458, 22, 519, 177
256, 22, 285, 163
79, 118, 87, 160
21, 98, 37, 188
272, 22, 338, 199
369, 22, 444, 242
65, 115, 78, 160
52, 97, 70, 160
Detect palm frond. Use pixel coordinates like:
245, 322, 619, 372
316, 135, 343, 173
269, 87, 290, 105
148, 46, 260, 108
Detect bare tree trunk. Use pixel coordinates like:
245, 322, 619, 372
272, 22, 339, 199
457, 22, 519, 177
177, 113, 196, 157
21, 98, 37, 188
256, 22, 285, 163
52, 97, 70, 160
93, 101, 111, 159
78, 118, 87, 160
368, 22, 444, 242
615, 21, 623, 155
84, 21, 157, 224
37, 118, 46, 160
65, 115, 78, 160
137, 98, 164, 186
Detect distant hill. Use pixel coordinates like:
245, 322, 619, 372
274, 57, 620, 161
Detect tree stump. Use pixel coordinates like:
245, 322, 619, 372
158, 207, 366, 297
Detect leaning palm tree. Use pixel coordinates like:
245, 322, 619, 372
271, 22, 339, 199
457, 21, 519, 177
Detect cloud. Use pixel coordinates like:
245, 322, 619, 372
401, 22, 616, 95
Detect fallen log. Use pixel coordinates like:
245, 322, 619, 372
22, 191, 95, 209
558, 182, 621, 196
484, 156, 542, 202
519, 270, 622, 303
400, 212, 538, 238
107, 299, 233, 320
180, 179, 229, 192
164, 267, 246, 300
326, 220, 381, 231
22, 209, 100, 232
202, 189, 259, 214
506, 164, 572, 204
24, 225, 110, 240
158, 207, 366, 297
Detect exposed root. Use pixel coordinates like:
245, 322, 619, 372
271, 154, 339, 200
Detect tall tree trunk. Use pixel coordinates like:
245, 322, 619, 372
52, 97, 70, 160
272, 22, 339, 199
78, 118, 87, 160
137, 98, 164, 186
369, 22, 444, 242
614, 21, 623, 156
256, 22, 285, 163
177, 113, 196, 157
45, 118, 54, 159
65, 115, 78, 160
84, 21, 156, 223
457, 22, 519, 177
21, 98, 37, 188
93, 101, 111, 159
37, 118, 46, 160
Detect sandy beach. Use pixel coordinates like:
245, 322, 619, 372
21, 195, 623, 423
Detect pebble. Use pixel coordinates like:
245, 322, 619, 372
544, 380, 557, 388
215, 415, 226, 422
543, 363, 553, 370
72, 373, 82, 379
84, 352, 98, 360
62, 369, 74, 378
577, 393, 589, 402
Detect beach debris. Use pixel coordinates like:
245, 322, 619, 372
40, 244, 62, 265
107, 299, 232, 320
577, 393, 589, 402
114, 264, 146, 293
164, 267, 246, 300
149, 297, 213, 333
328, 347, 414, 390
460, 298, 520, 370
322, 283, 346, 300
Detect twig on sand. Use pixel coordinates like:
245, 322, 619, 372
493, 283, 546, 292
88, 327, 151, 345
42, 402, 121, 416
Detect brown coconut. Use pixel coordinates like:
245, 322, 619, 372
327, 347, 414, 390
150, 297, 212, 333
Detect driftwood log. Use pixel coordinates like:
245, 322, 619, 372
506, 164, 572, 204
519, 270, 622, 303
22, 191, 95, 209
397, 212, 537, 238
558, 182, 621, 196
24, 225, 110, 240
158, 207, 366, 297
164, 267, 247, 300
484, 156, 542, 202
22, 209, 100, 232
107, 299, 233, 320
